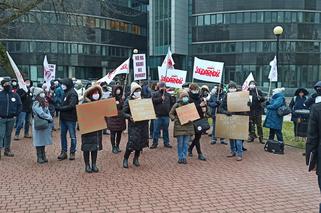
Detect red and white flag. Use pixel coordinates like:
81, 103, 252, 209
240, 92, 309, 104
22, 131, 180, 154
242, 72, 255, 91
161, 47, 175, 70
43, 55, 56, 88
193, 57, 224, 83
158, 66, 187, 89
98, 58, 130, 84
6, 51, 28, 92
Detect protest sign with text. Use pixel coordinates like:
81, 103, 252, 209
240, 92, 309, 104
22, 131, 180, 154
175, 103, 200, 125
227, 91, 250, 112
129, 99, 156, 122
158, 66, 187, 88
133, 54, 147, 80
193, 57, 224, 83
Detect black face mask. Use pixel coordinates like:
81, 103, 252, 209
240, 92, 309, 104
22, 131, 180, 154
3, 85, 11, 92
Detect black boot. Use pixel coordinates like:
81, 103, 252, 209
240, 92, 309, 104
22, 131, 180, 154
36, 147, 45, 164
123, 158, 129, 168
133, 151, 140, 167
112, 146, 118, 154
91, 151, 99, 173
42, 147, 48, 163
83, 151, 92, 173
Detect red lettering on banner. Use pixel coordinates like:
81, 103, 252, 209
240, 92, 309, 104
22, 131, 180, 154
160, 75, 183, 85
195, 66, 221, 77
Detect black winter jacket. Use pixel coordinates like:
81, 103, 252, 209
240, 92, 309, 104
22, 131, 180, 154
59, 79, 79, 122
0, 90, 22, 118
248, 88, 265, 117
152, 90, 172, 117
17, 88, 33, 113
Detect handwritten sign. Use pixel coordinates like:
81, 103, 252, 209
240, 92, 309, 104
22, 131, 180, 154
227, 91, 250, 112
176, 103, 200, 125
76, 98, 118, 134
129, 99, 156, 122
215, 114, 249, 140
133, 54, 147, 80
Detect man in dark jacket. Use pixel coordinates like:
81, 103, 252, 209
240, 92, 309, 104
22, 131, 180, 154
306, 102, 321, 212
150, 82, 173, 149
248, 81, 266, 144
56, 78, 79, 161
0, 79, 22, 158
305, 81, 321, 109
14, 79, 33, 140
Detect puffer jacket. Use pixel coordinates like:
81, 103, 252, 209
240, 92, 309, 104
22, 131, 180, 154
169, 102, 195, 137
0, 89, 22, 118
59, 79, 79, 122
106, 85, 126, 132
263, 93, 285, 130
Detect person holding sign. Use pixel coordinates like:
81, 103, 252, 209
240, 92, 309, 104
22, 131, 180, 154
80, 85, 104, 173
169, 90, 195, 164
219, 82, 249, 161
106, 85, 126, 154
188, 83, 207, 161
121, 82, 149, 168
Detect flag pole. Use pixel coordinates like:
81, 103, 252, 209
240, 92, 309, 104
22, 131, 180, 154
267, 80, 272, 100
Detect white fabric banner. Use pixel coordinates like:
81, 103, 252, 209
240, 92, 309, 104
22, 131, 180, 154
268, 56, 278, 82
193, 57, 224, 83
43, 55, 56, 88
6, 51, 28, 92
158, 66, 187, 89
98, 58, 130, 84
133, 54, 147, 80
161, 47, 175, 70
242, 72, 255, 91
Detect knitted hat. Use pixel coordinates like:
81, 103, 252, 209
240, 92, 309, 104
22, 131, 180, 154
228, 81, 237, 89
272, 87, 285, 95
33, 87, 44, 97
201, 85, 210, 92
1, 79, 10, 87
130, 82, 142, 95
179, 89, 189, 99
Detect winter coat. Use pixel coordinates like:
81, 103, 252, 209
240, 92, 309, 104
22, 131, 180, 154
54, 86, 64, 106
189, 92, 205, 119
152, 90, 172, 117
289, 96, 309, 122
32, 101, 53, 147
248, 88, 265, 117
106, 85, 126, 132
263, 93, 285, 130
81, 85, 103, 152
17, 88, 33, 113
306, 102, 321, 176
208, 91, 225, 117
0, 90, 22, 118
59, 79, 79, 122
122, 96, 149, 151
169, 102, 195, 137
305, 81, 321, 109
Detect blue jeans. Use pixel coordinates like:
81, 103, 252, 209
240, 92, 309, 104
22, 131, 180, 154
177, 135, 190, 160
229, 139, 243, 157
269, 128, 283, 142
0, 118, 15, 149
60, 120, 77, 153
153, 116, 170, 145
15, 112, 31, 136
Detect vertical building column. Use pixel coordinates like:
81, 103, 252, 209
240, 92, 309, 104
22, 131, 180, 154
68, 66, 75, 78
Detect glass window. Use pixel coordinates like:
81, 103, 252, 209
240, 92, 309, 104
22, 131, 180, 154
224, 13, 230, 24
111, 21, 120, 30
106, 20, 110, 29
250, 42, 256, 52
95, 46, 101, 55
15, 42, 29, 52
58, 43, 64, 53
210, 14, 216, 24
100, 19, 106, 29
78, 44, 83, 54
51, 42, 57, 53
257, 42, 263, 52
102, 46, 107, 56
257, 12, 264, 23
277, 11, 284, 22
285, 12, 291, 23
197, 16, 204, 26
291, 12, 297, 22
236, 13, 243, 23
315, 13, 320, 24
77, 16, 83, 26
235, 42, 242, 52
71, 43, 77, 54
42, 13, 50, 24
271, 12, 277, 22
29, 13, 36, 23
243, 42, 250, 52
250, 12, 257, 23
297, 12, 303, 22
244, 12, 250, 23
265, 11, 271, 23
95, 18, 100, 28
64, 43, 70, 54
217, 14, 223, 24
263, 42, 270, 52
215, 43, 222, 53
230, 13, 236, 24
230, 42, 236, 52
70, 15, 77, 26
49, 13, 57, 24
204, 15, 210, 25
86, 17, 95, 28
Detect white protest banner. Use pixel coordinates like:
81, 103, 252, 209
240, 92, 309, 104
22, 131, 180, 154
242, 72, 255, 91
133, 54, 147, 80
98, 58, 130, 84
6, 51, 28, 92
43, 55, 56, 88
158, 66, 187, 89
193, 57, 224, 83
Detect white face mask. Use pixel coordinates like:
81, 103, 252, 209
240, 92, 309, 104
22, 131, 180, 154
191, 90, 199, 94
249, 84, 256, 89
116, 90, 121, 95
133, 91, 141, 98
61, 85, 67, 91
92, 93, 100, 100
39, 93, 45, 98
211, 87, 217, 95
229, 88, 237, 93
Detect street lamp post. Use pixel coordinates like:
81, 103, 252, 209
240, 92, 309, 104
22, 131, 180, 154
273, 26, 284, 88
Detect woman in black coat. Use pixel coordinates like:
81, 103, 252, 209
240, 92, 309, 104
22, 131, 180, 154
188, 83, 207, 161
106, 85, 126, 154
81, 85, 103, 173
121, 82, 149, 168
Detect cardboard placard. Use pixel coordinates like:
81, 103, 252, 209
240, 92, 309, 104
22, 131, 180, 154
76, 98, 118, 135
176, 103, 200, 125
128, 99, 156, 122
215, 114, 249, 140
227, 91, 250, 112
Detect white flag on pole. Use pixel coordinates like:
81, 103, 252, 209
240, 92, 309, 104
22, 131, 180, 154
242, 72, 255, 91
6, 51, 28, 92
268, 56, 278, 82
43, 55, 56, 88
98, 58, 130, 84
161, 47, 175, 70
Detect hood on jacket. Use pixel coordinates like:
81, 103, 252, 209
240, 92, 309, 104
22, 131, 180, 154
272, 87, 285, 96
83, 85, 103, 102
61, 78, 74, 90
130, 82, 141, 95
112, 85, 123, 97
314, 81, 321, 91
294, 88, 309, 96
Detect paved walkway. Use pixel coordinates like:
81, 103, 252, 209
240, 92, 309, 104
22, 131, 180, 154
0, 125, 319, 213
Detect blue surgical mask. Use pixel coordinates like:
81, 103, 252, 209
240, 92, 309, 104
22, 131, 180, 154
182, 97, 189, 104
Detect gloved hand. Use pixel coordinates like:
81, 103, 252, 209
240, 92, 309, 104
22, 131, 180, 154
247, 101, 251, 107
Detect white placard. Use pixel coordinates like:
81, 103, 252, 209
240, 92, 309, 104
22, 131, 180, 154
193, 57, 224, 83
133, 54, 147, 80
